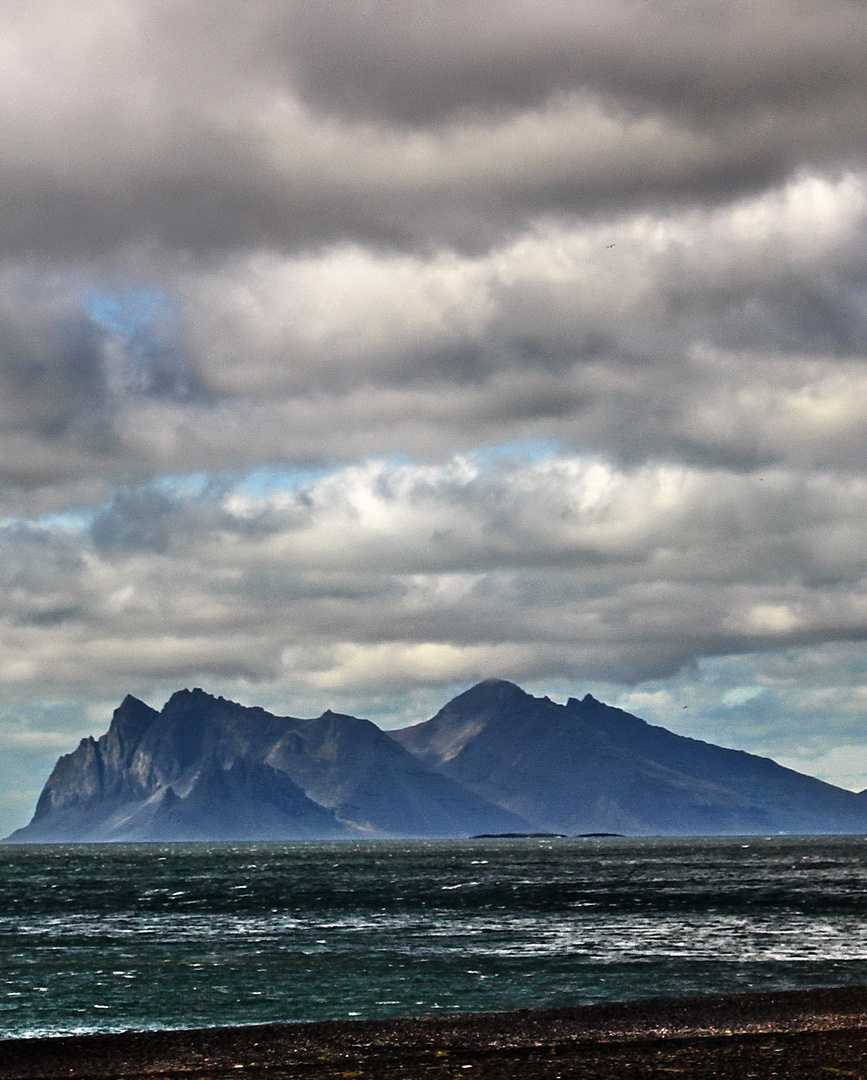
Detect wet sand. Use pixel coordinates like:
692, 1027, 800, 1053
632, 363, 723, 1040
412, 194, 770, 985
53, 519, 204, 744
3, 985, 867, 1079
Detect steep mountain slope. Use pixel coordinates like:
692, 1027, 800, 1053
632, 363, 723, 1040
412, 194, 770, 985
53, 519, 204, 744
146, 757, 350, 841
392, 680, 867, 835
263, 709, 528, 836
8, 688, 527, 842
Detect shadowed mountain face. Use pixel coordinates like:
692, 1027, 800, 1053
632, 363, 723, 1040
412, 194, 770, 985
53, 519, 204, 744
391, 680, 867, 835
9, 680, 867, 842
8, 688, 529, 842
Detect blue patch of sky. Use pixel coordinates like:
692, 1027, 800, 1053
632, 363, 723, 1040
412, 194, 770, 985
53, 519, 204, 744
28, 509, 96, 531
84, 289, 176, 339
468, 439, 561, 466
233, 464, 337, 497
83, 286, 198, 400
176, 444, 563, 499
2, 440, 567, 532
721, 685, 765, 708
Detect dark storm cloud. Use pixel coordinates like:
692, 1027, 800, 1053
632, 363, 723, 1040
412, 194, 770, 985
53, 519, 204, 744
283, 1, 867, 129
157, 172, 867, 475
0, 314, 107, 443
0, 165, 864, 509
0, 274, 211, 506
0, 1, 866, 259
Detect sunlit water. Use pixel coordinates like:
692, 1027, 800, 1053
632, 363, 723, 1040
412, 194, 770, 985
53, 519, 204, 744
2, 836, 867, 1038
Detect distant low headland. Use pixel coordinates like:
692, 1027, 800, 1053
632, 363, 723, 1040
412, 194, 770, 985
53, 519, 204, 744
470, 832, 625, 838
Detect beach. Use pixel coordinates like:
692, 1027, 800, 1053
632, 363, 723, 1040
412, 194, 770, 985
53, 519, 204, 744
2, 985, 867, 1079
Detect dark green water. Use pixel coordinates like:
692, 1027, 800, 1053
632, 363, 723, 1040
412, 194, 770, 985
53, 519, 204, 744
3, 836, 867, 1038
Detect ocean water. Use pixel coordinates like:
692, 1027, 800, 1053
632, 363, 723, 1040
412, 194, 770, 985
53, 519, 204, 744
3, 835, 867, 1039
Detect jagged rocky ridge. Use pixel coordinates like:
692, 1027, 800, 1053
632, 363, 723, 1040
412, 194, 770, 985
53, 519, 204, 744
9, 680, 867, 841
9, 687, 529, 841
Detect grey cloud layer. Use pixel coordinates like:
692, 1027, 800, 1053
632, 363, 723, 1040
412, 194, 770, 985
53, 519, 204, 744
1, 170, 866, 511
1, 1, 866, 258
0, 1, 863, 503
2, 457, 866, 702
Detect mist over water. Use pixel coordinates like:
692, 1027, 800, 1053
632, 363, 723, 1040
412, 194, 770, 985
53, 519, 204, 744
3, 836, 867, 1039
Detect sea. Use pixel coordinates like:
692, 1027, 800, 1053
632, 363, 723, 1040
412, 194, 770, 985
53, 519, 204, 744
3, 835, 867, 1040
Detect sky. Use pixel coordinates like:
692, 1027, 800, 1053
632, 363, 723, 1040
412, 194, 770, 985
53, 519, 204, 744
2, 0, 867, 834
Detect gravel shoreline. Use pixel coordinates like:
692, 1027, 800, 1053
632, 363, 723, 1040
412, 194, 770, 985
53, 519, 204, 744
3, 986, 867, 1079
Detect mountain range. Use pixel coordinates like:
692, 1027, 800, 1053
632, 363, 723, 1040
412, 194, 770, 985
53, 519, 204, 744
8, 679, 867, 841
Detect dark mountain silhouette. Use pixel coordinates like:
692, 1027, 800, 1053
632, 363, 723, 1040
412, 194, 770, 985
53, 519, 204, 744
391, 680, 867, 835
8, 680, 867, 842
8, 687, 528, 842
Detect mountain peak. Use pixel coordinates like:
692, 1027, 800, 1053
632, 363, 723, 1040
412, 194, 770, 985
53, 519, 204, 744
102, 695, 159, 769
119, 693, 147, 707
111, 694, 158, 728
390, 679, 532, 766
455, 679, 529, 704
165, 687, 221, 707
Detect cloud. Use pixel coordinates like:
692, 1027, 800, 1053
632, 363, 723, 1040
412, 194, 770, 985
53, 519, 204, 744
0, 168, 864, 514
0, 1, 864, 259
0, 454, 863, 712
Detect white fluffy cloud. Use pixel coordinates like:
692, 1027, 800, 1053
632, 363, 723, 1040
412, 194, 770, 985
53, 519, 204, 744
2, 454, 867, 702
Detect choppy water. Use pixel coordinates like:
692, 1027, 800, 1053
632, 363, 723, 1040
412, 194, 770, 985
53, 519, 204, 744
3, 836, 867, 1038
